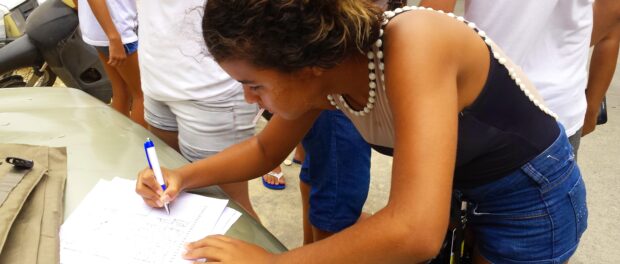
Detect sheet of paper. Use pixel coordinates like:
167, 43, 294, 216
60, 178, 237, 264
212, 207, 242, 235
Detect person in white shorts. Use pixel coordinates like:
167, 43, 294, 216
76, 0, 146, 127
137, 0, 260, 218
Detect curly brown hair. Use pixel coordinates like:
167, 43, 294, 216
202, 0, 383, 72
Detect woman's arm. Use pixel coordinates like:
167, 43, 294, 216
177, 110, 319, 189
86, 0, 125, 66
137, 110, 319, 207
583, 0, 620, 136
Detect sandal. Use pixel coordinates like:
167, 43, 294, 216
262, 171, 286, 190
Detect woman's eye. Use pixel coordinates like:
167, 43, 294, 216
249, 85, 262, 91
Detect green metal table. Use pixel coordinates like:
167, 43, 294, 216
0, 87, 286, 253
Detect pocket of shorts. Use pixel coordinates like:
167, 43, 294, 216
472, 205, 548, 220
469, 174, 549, 221
568, 177, 588, 241
184, 104, 236, 152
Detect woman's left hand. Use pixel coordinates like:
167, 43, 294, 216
183, 235, 277, 263
582, 106, 599, 137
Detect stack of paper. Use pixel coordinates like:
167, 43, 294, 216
60, 177, 241, 264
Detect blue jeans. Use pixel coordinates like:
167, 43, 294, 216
459, 124, 587, 263
299, 110, 371, 232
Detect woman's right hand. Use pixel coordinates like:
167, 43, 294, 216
136, 167, 184, 208
107, 37, 127, 67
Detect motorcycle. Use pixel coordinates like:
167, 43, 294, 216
0, 0, 111, 103
0, 0, 55, 87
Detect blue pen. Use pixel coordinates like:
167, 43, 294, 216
144, 138, 170, 215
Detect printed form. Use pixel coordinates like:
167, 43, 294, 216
60, 178, 241, 264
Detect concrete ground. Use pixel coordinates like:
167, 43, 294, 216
248, 2, 620, 263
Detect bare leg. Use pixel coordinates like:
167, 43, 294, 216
300, 180, 313, 245
115, 51, 147, 128
147, 125, 180, 152
98, 52, 130, 116
219, 182, 260, 221
293, 144, 305, 163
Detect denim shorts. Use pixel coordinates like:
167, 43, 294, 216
95, 41, 139, 58
299, 110, 371, 232
459, 124, 587, 264
143, 92, 257, 162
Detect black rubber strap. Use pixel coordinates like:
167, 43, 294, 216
5, 157, 34, 169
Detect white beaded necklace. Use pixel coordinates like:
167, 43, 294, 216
328, 5, 558, 119
327, 27, 385, 116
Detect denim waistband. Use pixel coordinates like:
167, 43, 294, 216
520, 123, 575, 191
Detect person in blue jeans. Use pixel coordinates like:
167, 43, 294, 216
259, 109, 371, 242
298, 110, 371, 243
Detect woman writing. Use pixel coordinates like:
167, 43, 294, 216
136, 1, 587, 263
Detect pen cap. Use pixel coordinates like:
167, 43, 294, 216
144, 140, 155, 149
144, 139, 166, 188
144, 139, 156, 169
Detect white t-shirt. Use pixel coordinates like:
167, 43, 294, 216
78, 0, 138, 46
137, 0, 240, 102
465, 0, 593, 136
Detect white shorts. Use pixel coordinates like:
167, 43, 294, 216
144, 92, 258, 162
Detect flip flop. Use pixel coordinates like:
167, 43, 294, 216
262, 171, 285, 190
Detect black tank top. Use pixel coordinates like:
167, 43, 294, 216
333, 7, 560, 188
370, 47, 559, 187
453, 44, 559, 187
